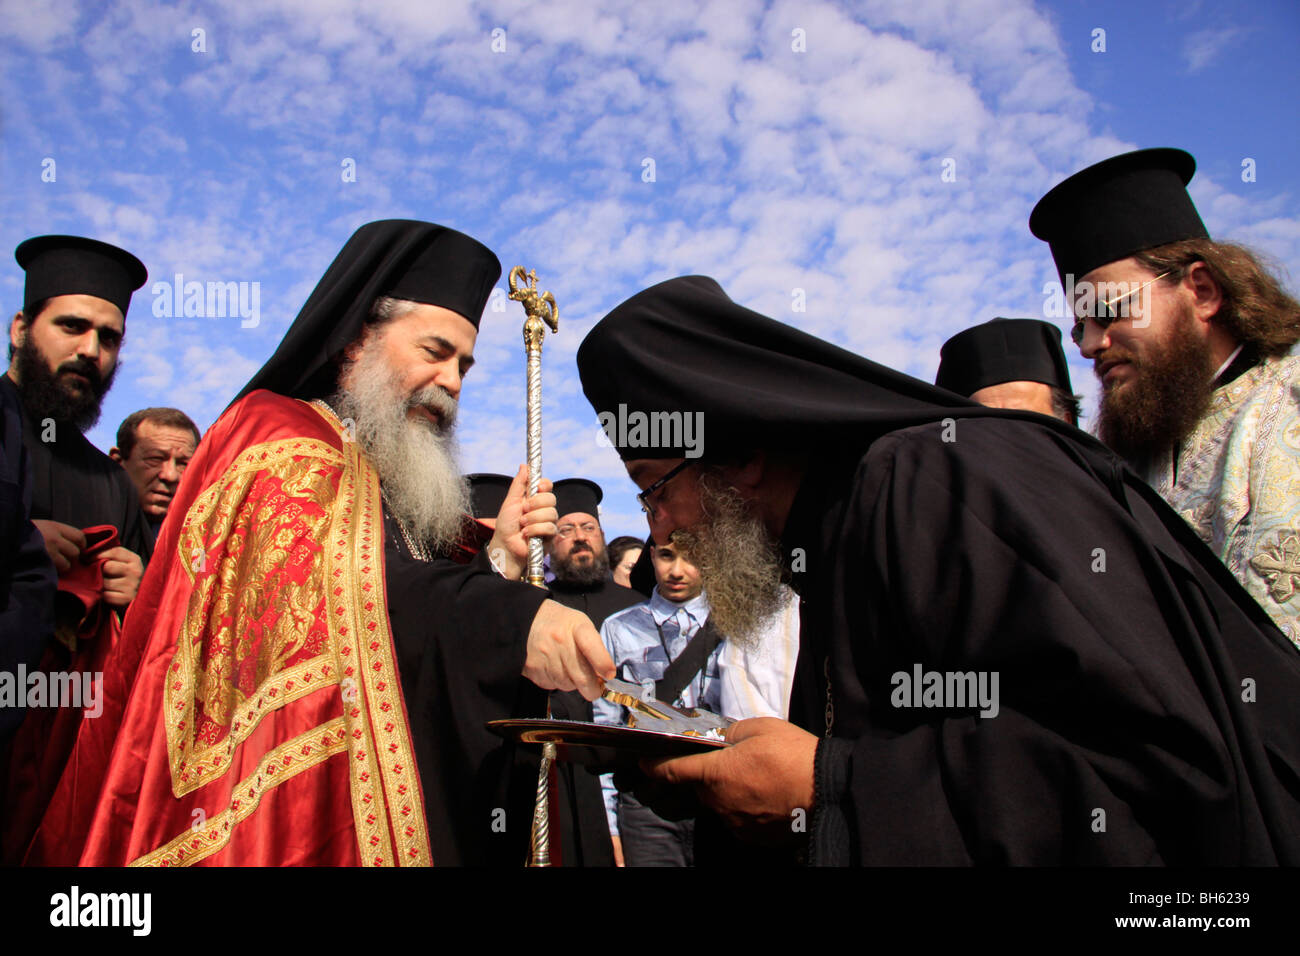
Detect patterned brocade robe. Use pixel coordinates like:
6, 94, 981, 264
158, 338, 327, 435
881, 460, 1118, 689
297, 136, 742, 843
1142, 353, 1300, 647
25, 390, 550, 866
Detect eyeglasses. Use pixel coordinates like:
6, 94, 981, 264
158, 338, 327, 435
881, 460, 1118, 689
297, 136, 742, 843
1070, 270, 1174, 345
636, 460, 696, 521
555, 521, 599, 539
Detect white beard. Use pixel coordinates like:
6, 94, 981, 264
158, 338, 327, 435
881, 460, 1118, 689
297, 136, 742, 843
331, 337, 470, 554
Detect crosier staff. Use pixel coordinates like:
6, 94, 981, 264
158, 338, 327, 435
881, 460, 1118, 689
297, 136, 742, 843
509, 265, 559, 866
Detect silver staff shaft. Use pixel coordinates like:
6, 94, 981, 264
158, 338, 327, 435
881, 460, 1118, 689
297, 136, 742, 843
510, 266, 559, 867
526, 341, 545, 587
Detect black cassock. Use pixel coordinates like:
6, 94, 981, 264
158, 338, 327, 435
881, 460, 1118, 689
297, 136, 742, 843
547, 577, 644, 866
0, 378, 55, 742
787, 417, 1300, 865
0, 376, 152, 564
383, 507, 623, 866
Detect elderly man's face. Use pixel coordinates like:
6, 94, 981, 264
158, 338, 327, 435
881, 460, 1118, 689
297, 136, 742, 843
112, 420, 197, 520
625, 456, 784, 646
333, 302, 475, 552
627, 457, 705, 545
969, 380, 1057, 418
346, 302, 477, 424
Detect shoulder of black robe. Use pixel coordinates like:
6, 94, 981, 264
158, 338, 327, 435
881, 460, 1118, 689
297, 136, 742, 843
579, 276, 1300, 865
381, 504, 553, 866
544, 578, 640, 866
548, 578, 643, 631
0, 376, 56, 740
3, 377, 152, 564
787, 416, 1300, 865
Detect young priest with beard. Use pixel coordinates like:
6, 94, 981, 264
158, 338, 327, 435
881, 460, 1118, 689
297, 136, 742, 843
545, 478, 642, 628
2, 236, 150, 863
1031, 148, 1300, 646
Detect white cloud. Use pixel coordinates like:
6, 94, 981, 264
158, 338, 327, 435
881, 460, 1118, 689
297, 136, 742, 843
1182, 26, 1245, 73
9, 0, 1298, 486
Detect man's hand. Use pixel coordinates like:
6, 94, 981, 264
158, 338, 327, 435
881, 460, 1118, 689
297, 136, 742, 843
100, 546, 144, 608
610, 834, 625, 867
522, 599, 615, 700
642, 717, 818, 844
487, 464, 556, 580
33, 519, 85, 573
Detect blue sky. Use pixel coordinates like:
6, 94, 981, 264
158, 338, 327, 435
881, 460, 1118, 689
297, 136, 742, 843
2, 0, 1296, 540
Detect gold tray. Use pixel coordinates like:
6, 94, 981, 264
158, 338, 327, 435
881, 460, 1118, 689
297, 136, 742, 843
487, 718, 728, 768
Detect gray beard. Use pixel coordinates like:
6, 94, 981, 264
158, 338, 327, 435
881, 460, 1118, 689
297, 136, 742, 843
330, 344, 470, 555
552, 546, 611, 587
671, 473, 786, 649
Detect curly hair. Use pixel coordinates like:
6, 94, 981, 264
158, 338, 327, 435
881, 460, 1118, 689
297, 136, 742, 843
1134, 239, 1300, 357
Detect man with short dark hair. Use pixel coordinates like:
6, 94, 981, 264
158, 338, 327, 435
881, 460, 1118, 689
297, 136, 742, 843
29, 220, 614, 867
1031, 148, 1300, 645
936, 318, 1080, 426
576, 274, 1300, 865
109, 407, 200, 531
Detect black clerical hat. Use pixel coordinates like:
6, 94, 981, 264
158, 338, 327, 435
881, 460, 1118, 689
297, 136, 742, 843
553, 478, 602, 519
383, 227, 500, 328
16, 235, 147, 317
578, 276, 976, 461
234, 220, 501, 403
936, 318, 1073, 398
466, 473, 513, 520
1029, 148, 1208, 285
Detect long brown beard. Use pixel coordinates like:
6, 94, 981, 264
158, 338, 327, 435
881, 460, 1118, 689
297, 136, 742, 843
1095, 305, 1215, 464
671, 473, 786, 649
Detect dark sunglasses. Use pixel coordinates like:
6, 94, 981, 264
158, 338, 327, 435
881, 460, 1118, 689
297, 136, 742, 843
1070, 270, 1174, 345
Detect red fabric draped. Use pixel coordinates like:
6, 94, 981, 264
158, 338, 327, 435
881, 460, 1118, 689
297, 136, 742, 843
26, 391, 431, 866
2, 525, 121, 863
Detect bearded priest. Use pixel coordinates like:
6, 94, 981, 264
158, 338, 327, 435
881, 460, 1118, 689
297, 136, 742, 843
25, 220, 614, 867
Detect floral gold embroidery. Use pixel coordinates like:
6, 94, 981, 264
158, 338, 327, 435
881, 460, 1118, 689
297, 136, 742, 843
159, 404, 431, 867
168, 439, 341, 795
1250, 531, 1300, 604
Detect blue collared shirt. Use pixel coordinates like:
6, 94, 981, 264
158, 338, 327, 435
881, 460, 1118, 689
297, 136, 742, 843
593, 587, 722, 834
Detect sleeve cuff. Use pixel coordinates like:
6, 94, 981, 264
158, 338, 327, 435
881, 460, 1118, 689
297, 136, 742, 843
809, 736, 854, 866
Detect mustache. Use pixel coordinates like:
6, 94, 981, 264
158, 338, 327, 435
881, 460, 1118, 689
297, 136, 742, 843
1094, 347, 1139, 375
58, 358, 104, 388
406, 385, 457, 428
